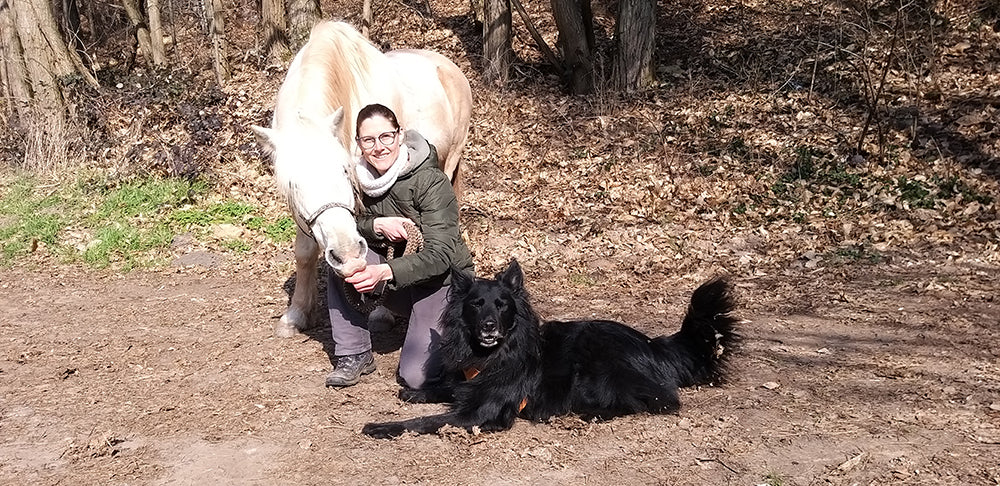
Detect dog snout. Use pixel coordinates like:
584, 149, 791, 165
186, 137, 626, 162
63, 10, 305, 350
479, 319, 499, 335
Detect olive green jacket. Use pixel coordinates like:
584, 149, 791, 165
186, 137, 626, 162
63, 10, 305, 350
357, 130, 474, 289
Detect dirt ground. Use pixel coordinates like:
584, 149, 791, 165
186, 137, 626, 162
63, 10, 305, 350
2, 0, 999, 481
1, 253, 998, 485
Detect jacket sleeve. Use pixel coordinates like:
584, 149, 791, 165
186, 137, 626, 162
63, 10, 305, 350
386, 170, 462, 288
357, 213, 383, 244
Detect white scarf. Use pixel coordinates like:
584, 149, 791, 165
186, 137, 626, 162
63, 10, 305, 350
356, 144, 411, 197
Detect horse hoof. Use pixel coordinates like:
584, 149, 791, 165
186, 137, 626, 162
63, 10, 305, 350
274, 319, 300, 338
367, 306, 395, 333
275, 310, 308, 338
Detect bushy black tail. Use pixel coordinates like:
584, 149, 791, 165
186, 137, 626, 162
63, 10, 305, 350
653, 277, 740, 387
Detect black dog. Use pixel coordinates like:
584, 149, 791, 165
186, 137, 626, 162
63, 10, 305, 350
362, 259, 740, 438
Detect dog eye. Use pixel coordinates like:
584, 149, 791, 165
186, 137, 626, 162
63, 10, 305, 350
469, 298, 485, 308
495, 299, 507, 310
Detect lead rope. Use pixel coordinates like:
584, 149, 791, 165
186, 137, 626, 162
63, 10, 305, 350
341, 221, 424, 314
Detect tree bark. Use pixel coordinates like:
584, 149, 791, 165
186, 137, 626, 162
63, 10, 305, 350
612, 0, 656, 91
361, 0, 372, 38
286, 0, 320, 47
10, 0, 67, 111
205, 0, 231, 84
1, 0, 97, 169
550, 0, 594, 94
483, 0, 512, 86
121, 0, 157, 68
260, 0, 290, 61
147, 0, 167, 66
0, 0, 32, 113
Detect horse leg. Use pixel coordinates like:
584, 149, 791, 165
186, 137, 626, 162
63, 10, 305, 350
277, 229, 320, 337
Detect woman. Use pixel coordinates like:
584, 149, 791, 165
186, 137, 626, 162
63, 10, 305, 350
325, 103, 474, 390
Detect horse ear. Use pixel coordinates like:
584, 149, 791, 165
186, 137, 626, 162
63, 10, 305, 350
450, 266, 473, 294
251, 125, 275, 154
498, 259, 524, 291
326, 107, 346, 135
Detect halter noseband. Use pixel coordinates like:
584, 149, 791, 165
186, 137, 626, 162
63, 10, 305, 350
293, 199, 356, 241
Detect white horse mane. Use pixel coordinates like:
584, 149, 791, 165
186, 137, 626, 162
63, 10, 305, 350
269, 22, 401, 200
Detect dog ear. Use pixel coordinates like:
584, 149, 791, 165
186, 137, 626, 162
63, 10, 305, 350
450, 266, 474, 294
498, 259, 524, 291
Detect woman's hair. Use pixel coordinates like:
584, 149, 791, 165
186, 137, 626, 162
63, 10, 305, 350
356, 103, 399, 133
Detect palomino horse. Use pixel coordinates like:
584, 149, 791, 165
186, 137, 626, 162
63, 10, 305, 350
252, 21, 473, 337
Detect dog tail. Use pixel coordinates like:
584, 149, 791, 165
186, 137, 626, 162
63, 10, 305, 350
654, 276, 740, 387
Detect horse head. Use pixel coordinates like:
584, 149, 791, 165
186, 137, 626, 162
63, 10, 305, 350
253, 107, 368, 277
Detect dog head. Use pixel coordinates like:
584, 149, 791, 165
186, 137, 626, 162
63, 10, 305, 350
450, 260, 525, 349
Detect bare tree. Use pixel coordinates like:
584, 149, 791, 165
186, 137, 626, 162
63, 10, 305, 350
147, 0, 167, 65
483, 0, 513, 86
0, 0, 97, 169
611, 0, 656, 91
286, 0, 320, 46
121, 0, 158, 68
550, 0, 594, 93
261, 0, 291, 61
361, 0, 372, 38
204, 0, 231, 84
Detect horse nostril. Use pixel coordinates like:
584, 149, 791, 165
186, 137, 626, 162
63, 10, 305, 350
327, 249, 344, 266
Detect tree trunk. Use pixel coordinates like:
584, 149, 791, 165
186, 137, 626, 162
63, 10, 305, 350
1, 0, 95, 170
121, 0, 157, 68
612, 0, 656, 91
0, 0, 33, 116
483, 0, 512, 86
147, 0, 167, 66
361, 0, 372, 38
205, 0, 231, 84
10, 0, 68, 112
260, 0, 290, 61
550, 0, 594, 94
286, 0, 320, 47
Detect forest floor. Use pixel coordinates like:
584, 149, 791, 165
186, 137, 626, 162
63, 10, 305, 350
1, 256, 998, 485
2, 0, 999, 483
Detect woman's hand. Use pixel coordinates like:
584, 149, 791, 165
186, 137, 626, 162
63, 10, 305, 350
373, 217, 414, 242
345, 263, 393, 293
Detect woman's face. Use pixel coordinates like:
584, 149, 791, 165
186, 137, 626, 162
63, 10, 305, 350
357, 115, 402, 175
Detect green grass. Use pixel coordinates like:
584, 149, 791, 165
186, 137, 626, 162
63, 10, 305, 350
761, 472, 785, 486
83, 222, 174, 269
263, 217, 296, 242
0, 177, 74, 263
170, 200, 255, 226
0, 175, 294, 270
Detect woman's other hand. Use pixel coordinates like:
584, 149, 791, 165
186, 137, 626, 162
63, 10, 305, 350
373, 217, 414, 242
345, 263, 393, 293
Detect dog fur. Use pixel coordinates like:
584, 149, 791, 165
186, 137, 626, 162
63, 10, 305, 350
362, 259, 740, 438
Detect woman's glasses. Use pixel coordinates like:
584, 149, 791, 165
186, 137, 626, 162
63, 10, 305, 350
357, 129, 400, 150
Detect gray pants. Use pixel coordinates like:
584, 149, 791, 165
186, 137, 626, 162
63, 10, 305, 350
327, 252, 447, 389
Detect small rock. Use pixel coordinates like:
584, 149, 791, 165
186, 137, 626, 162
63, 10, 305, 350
212, 223, 244, 240
171, 251, 222, 268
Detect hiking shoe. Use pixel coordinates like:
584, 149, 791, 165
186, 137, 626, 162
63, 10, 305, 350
325, 351, 376, 387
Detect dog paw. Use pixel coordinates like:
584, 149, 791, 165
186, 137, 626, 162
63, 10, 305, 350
362, 422, 406, 439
